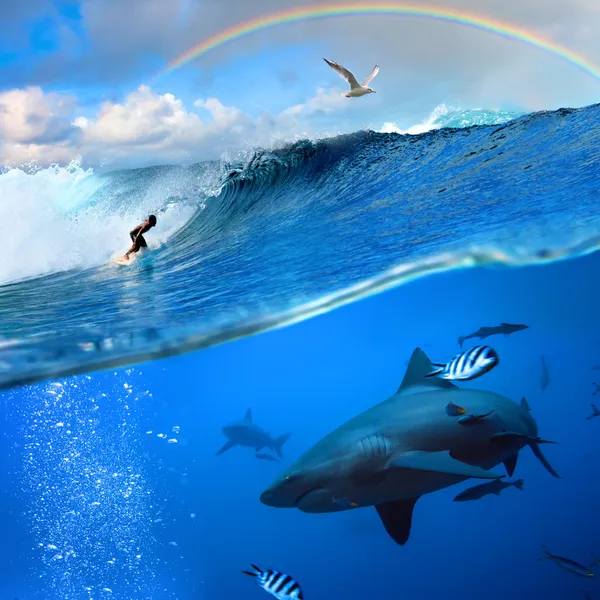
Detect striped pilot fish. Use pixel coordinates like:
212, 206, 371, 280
243, 563, 304, 599
426, 345, 499, 381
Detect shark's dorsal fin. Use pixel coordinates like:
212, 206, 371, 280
245, 408, 253, 422
520, 397, 531, 412
397, 347, 458, 394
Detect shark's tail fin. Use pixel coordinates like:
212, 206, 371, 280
273, 433, 292, 459
242, 563, 263, 578
514, 478, 525, 491
537, 545, 550, 561
530, 441, 560, 478
458, 336, 465, 348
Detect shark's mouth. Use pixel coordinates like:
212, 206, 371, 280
294, 487, 324, 506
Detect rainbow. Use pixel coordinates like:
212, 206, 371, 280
155, 3, 600, 83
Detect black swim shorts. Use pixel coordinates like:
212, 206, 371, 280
130, 232, 148, 247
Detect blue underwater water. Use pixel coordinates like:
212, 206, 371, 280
1, 104, 600, 599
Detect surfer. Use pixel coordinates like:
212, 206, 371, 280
124, 215, 157, 260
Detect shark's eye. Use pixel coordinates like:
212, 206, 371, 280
285, 475, 300, 484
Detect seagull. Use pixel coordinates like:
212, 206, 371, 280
323, 58, 379, 98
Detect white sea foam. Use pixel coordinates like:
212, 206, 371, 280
0, 161, 200, 285
379, 103, 518, 135
379, 103, 453, 135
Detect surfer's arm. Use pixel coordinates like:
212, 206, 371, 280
135, 223, 151, 238
130, 225, 146, 240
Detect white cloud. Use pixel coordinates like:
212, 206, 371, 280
0, 86, 79, 165
0, 84, 353, 169
281, 87, 347, 117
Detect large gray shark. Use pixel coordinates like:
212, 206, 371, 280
260, 348, 558, 546
216, 408, 291, 459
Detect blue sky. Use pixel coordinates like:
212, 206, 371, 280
1, 0, 599, 169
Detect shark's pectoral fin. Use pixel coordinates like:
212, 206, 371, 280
215, 440, 237, 456
375, 497, 420, 545
388, 450, 502, 479
503, 454, 519, 477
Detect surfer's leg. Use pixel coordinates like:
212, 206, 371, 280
124, 240, 141, 259
137, 235, 147, 248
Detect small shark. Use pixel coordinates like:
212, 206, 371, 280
540, 355, 550, 391
586, 404, 600, 420
216, 409, 291, 459
260, 347, 558, 546
453, 477, 524, 502
458, 323, 529, 348
593, 383, 600, 396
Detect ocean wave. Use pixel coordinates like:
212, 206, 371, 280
1, 103, 599, 389
379, 104, 519, 135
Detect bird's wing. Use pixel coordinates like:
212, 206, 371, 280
361, 64, 380, 87
323, 58, 360, 89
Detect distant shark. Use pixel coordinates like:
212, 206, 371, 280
260, 348, 558, 546
540, 355, 550, 391
458, 323, 529, 348
216, 408, 291, 459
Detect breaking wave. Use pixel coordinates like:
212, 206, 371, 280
1, 102, 599, 389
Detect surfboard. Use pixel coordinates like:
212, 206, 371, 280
111, 255, 133, 265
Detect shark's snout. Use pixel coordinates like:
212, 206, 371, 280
260, 487, 295, 508
260, 471, 322, 509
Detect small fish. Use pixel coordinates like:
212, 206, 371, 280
453, 478, 524, 502
426, 346, 499, 381
458, 409, 495, 425
445, 400, 467, 417
256, 452, 280, 463
540, 546, 595, 578
242, 563, 304, 599
333, 497, 359, 509
592, 383, 600, 396
586, 404, 600, 420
